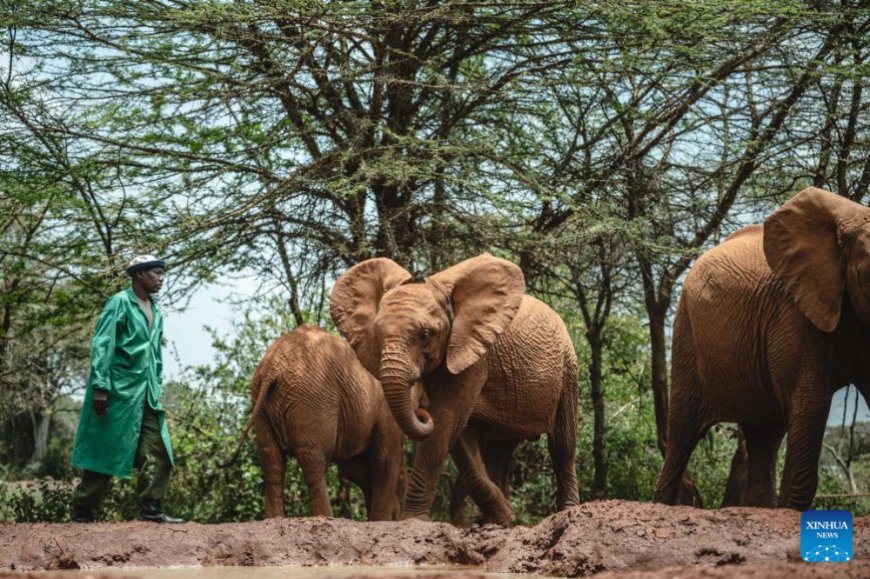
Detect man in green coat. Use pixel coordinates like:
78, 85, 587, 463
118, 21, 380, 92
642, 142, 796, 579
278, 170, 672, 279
70, 255, 185, 524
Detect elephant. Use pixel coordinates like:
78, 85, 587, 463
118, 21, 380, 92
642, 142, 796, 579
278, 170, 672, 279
447, 439, 517, 526
225, 324, 423, 520
330, 253, 580, 524
654, 187, 870, 510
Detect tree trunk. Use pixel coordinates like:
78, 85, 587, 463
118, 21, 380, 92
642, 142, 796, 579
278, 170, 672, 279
647, 303, 670, 456
588, 330, 608, 498
29, 411, 50, 467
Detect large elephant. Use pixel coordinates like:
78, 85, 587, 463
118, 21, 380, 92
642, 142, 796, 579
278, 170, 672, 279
226, 324, 420, 520
330, 253, 579, 524
654, 187, 870, 510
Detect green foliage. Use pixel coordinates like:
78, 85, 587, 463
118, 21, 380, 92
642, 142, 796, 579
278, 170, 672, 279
815, 472, 870, 515
815, 421, 870, 515
3, 297, 870, 522
588, 315, 662, 502
0, 397, 81, 481
509, 438, 558, 524
0, 479, 72, 523
2, 0, 870, 524
687, 424, 745, 508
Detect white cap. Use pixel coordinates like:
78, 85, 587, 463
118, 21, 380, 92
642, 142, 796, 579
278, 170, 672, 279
125, 254, 165, 275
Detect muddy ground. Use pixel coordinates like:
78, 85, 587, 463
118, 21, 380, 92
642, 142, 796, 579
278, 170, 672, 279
0, 500, 866, 577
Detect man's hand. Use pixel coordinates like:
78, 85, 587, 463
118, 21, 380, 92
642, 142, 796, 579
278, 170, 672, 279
93, 390, 109, 417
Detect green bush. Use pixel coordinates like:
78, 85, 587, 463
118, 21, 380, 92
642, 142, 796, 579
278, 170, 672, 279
0, 479, 72, 523
2, 299, 867, 523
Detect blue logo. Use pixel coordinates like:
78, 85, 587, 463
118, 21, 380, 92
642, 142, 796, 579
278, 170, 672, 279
801, 510, 852, 562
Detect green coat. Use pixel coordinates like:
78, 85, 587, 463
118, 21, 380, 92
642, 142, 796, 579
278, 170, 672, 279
72, 287, 174, 478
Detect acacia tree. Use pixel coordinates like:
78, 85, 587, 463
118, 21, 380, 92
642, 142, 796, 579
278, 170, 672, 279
7, 0, 609, 311
620, 2, 868, 461
0, 11, 164, 469
440, 1, 870, 503
545, 224, 633, 498
796, 5, 870, 202
5, 0, 869, 508
498, 1, 869, 469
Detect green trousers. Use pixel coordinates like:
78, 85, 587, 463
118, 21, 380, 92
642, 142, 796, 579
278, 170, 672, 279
72, 406, 172, 508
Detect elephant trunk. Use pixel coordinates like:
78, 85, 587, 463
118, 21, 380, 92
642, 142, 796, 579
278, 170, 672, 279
380, 347, 434, 441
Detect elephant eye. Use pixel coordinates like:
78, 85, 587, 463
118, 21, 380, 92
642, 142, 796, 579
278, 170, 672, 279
419, 328, 432, 345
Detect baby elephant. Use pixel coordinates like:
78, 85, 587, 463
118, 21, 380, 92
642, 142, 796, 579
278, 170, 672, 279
226, 324, 419, 520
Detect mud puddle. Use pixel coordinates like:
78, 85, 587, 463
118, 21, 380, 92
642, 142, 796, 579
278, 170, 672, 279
1, 501, 867, 577
10, 565, 535, 579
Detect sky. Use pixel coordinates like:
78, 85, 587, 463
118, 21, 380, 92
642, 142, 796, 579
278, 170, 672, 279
161, 275, 261, 381
829, 385, 870, 427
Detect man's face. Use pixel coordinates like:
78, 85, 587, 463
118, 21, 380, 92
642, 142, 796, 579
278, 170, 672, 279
138, 267, 164, 294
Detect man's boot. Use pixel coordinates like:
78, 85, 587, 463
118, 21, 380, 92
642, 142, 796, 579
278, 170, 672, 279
71, 504, 96, 523
137, 499, 186, 523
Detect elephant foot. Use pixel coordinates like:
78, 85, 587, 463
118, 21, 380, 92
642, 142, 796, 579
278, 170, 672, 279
479, 503, 514, 527
778, 496, 812, 511
742, 491, 778, 508
449, 512, 471, 528
559, 497, 580, 509
677, 476, 703, 507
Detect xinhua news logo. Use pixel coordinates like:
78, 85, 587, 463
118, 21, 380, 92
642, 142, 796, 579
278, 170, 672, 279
801, 510, 852, 563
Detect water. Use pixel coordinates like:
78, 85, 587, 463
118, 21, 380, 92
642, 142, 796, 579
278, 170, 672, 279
35, 565, 537, 578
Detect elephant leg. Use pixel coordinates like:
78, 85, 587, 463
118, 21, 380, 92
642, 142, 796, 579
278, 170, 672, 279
450, 430, 513, 525
448, 476, 471, 526
402, 369, 485, 520
402, 435, 452, 520
742, 422, 785, 507
296, 448, 332, 517
721, 427, 748, 507
779, 400, 831, 510
448, 439, 517, 526
401, 428, 453, 519
254, 421, 286, 518
549, 361, 580, 509
481, 438, 519, 499
653, 389, 707, 505
337, 455, 372, 518
368, 433, 403, 521
653, 314, 709, 506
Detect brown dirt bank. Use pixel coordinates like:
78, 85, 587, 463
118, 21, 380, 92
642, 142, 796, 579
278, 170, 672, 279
0, 500, 866, 577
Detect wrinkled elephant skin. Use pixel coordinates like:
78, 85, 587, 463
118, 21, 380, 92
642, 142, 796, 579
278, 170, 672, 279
237, 324, 417, 520
655, 187, 870, 510
331, 253, 580, 524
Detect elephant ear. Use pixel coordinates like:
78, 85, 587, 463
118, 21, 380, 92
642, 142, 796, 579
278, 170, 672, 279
763, 187, 863, 332
427, 253, 525, 374
330, 258, 413, 375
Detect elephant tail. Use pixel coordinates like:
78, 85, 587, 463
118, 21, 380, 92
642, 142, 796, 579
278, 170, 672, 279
219, 367, 278, 468
559, 346, 580, 445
